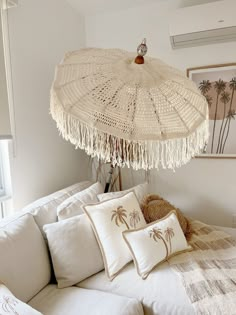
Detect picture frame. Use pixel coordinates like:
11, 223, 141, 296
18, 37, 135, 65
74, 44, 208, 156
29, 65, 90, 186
187, 63, 236, 159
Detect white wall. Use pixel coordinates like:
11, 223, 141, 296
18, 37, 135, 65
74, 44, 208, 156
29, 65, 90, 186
7, 0, 89, 210
85, 0, 236, 227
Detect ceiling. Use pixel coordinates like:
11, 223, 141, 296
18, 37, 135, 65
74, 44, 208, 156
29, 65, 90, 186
66, 0, 221, 15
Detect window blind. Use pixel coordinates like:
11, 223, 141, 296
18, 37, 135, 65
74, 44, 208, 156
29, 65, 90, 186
0, 13, 11, 140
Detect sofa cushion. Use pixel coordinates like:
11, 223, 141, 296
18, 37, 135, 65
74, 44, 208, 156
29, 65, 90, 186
83, 192, 146, 280
97, 182, 148, 204
57, 182, 104, 221
28, 284, 144, 315
0, 214, 51, 303
43, 214, 104, 288
21, 181, 92, 234
77, 262, 194, 315
0, 283, 43, 315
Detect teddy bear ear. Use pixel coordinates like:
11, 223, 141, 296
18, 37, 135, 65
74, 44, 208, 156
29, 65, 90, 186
142, 194, 163, 205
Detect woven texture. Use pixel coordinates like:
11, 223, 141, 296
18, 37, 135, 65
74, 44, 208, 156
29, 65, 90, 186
169, 220, 236, 315
50, 48, 209, 170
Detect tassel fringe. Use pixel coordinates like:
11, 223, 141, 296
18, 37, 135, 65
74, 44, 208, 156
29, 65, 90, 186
50, 93, 209, 171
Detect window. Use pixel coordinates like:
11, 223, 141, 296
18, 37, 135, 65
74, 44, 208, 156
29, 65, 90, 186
0, 2, 15, 218
0, 140, 11, 201
0, 152, 4, 196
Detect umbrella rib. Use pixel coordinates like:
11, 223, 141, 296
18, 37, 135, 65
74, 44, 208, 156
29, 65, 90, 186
171, 80, 202, 98
148, 91, 162, 129
95, 82, 128, 129
131, 86, 138, 123
65, 79, 136, 133
66, 78, 113, 111
159, 88, 190, 133
54, 72, 106, 89
160, 81, 206, 121
101, 82, 127, 111
171, 81, 207, 106
172, 107, 190, 132
168, 82, 207, 119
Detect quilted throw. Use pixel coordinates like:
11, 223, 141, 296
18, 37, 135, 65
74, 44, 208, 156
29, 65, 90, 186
169, 220, 236, 315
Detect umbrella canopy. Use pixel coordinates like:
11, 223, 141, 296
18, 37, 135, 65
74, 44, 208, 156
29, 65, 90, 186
50, 45, 209, 170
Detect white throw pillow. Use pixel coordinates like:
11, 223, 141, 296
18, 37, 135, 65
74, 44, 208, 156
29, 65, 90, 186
0, 214, 51, 302
123, 211, 192, 279
83, 192, 146, 280
97, 182, 148, 204
21, 180, 92, 233
0, 283, 42, 315
57, 182, 104, 220
43, 214, 104, 288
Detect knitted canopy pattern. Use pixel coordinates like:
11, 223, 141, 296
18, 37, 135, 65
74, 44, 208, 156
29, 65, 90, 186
50, 48, 209, 170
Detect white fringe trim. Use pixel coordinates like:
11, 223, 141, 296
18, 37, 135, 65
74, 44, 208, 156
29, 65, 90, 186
50, 94, 209, 171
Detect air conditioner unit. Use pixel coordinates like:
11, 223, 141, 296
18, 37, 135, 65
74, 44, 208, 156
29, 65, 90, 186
169, 0, 236, 49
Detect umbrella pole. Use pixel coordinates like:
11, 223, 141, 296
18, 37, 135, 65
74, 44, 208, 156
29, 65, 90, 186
118, 167, 122, 191
104, 164, 114, 193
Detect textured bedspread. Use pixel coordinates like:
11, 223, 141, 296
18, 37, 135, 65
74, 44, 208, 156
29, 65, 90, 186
78, 223, 235, 315
169, 220, 236, 315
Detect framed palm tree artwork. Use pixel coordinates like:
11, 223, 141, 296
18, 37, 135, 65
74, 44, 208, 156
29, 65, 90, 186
187, 63, 236, 158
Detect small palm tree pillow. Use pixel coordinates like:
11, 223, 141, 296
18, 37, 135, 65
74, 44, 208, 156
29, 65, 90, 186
83, 191, 146, 280
141, 194, 191, 236
122, 210, 192, 279
0, 283, 42, 315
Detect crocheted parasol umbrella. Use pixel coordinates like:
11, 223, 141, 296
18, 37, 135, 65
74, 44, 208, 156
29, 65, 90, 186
50, 40, 209, 171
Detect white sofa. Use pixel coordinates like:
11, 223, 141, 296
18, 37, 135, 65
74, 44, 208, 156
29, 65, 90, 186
0, 182, 236, 315
0, 182, 143, 315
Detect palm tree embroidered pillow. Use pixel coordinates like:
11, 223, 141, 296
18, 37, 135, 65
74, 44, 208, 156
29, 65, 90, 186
141, 194, 191, 236
83, 192, 146, 280
122, 211, 192, 279
0, 283, 42, 315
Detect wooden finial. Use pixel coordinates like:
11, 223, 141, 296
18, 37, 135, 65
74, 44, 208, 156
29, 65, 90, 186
134, 38, 147, 64
135, 56, 144, 64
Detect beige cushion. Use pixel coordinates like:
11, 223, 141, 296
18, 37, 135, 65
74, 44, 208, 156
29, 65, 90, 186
0, 214, 51, 302
57, 182, 103, 221
0, 283, 42, 315
97, 182, 148, 204
43, 214, 104, 288
22, 181, 92, 234
29, 284, 144, 315
123, 211, 192, 279
84, 192, 146, 280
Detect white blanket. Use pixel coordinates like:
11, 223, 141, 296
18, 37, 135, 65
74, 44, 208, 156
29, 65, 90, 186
169, 221, 236, 315
78, 225, 236, 315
